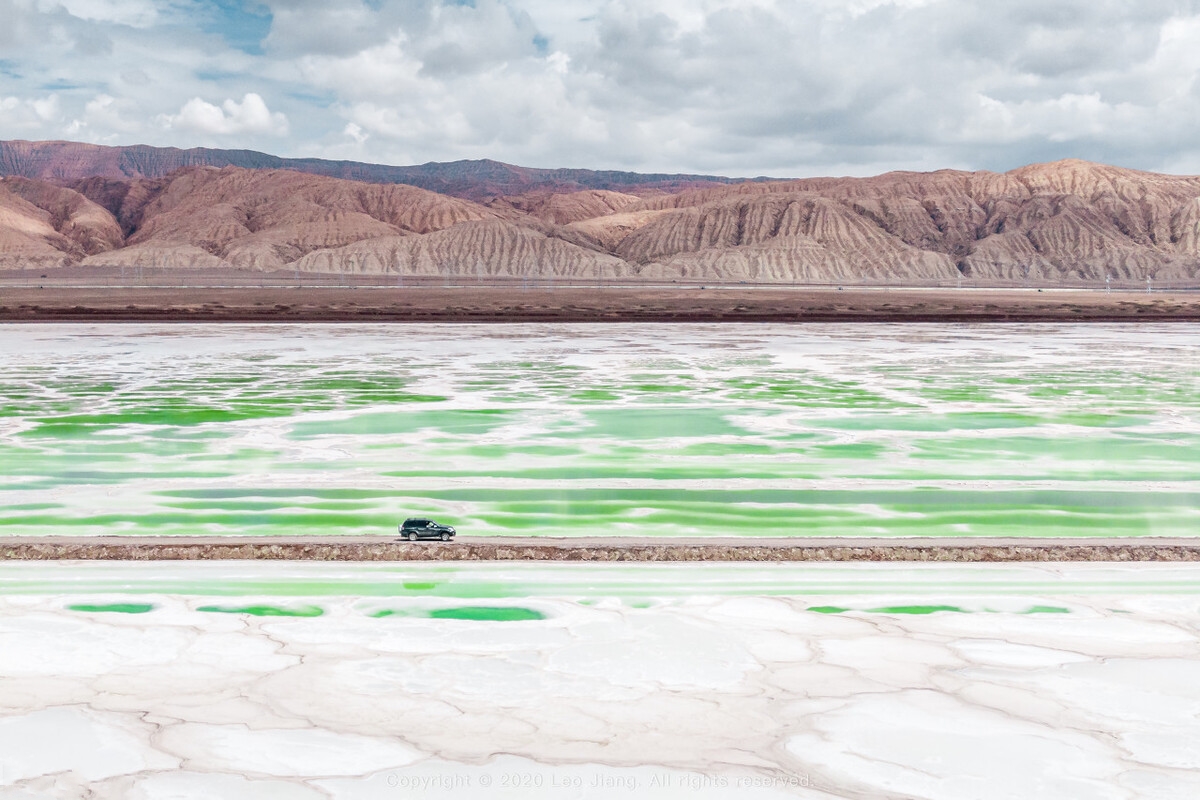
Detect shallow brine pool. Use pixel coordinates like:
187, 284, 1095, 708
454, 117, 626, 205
1, 322, 1197, 538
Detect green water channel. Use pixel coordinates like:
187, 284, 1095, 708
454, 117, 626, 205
17, 562, 1200, 621
8, 561, 1200, 597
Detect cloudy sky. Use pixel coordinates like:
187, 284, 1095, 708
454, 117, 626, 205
3, 0, 1200, 177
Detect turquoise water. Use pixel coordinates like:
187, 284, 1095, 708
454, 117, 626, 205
1, 323, 1197, 538
8, 562, 1200, 621
8, 560, 1199, 597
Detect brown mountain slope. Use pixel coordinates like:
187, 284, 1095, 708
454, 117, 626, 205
563, 209, 676, 252
0, 140, 746, 202
0, 177, 123, 267
79, 167, 498, 271
68, 176, 170, 236
0, 188, 77, 268
2, 177, 124, 256
615, 160, 1200, 281
617, 193, 956, 282
293, 219, 630, 279
487, 190, 642, 225
3, 156, 1200, 283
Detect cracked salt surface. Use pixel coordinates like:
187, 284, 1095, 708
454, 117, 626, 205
0, 562, 1198, 798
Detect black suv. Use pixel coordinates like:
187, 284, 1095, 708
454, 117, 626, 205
398, 518, 456, 542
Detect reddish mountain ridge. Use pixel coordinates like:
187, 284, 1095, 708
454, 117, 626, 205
604, 160, 1200, 282
0, 140, 745, 202
2, 144, 1199, 284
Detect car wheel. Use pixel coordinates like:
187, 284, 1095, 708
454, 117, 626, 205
408, 532, 418, 542
441, 532, 450, 541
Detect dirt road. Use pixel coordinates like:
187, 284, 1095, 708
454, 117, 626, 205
4, 536, 1199, 561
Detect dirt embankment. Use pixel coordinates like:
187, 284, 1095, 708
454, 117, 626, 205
2, 286, 1199, 323
4, 538, 1200, 562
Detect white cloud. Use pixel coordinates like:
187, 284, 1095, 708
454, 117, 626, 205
30, 94, 61, 121
5, 0, 1200, 174
0, 93, 62, 131
64, 93, 142, 138
161, 93, 289, 136
45, 0, 160, 27
343, 122, 368, 144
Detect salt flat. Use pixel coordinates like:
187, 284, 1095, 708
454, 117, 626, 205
0, 561, 1197, 799
2, 322, 1197, 798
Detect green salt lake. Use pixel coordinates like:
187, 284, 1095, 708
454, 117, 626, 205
1, 322, 1197, 539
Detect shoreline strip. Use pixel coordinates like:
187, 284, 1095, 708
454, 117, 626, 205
4, 287, 1200, 323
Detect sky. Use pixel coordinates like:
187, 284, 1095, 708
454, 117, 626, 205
3, 0, 1200, 178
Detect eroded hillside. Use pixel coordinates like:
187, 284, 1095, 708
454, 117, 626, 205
3, 155, 1200, 283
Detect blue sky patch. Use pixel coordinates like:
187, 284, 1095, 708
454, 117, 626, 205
40, 79, 84, 91
194, 0, 273, 55
194, 69, 244, 83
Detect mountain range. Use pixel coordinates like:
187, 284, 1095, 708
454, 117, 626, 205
0, 140, 745, 202
2, 140, 1199, 284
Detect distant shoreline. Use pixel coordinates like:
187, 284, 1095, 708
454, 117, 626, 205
3, 285, 1200, 323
